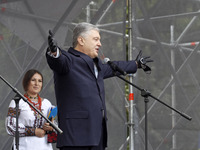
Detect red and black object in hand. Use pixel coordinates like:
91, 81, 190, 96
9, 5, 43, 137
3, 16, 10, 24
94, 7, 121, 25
47, 131, 57, 143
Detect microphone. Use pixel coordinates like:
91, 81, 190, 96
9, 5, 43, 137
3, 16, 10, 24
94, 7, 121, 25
104, 58, 126, 75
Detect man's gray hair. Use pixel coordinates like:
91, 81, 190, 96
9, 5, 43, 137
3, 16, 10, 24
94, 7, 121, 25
72, 22, 100, 48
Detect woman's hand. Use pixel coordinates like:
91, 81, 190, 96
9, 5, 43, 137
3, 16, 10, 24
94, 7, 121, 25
35, 128, 46, 137
43, 122, 53, 132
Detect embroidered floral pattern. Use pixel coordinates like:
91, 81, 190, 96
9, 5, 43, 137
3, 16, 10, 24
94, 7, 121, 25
7, 107, 20, 117
25, 126, 35, 136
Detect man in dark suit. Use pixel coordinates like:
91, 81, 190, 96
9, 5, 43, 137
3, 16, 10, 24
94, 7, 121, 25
46, 22, 152, 150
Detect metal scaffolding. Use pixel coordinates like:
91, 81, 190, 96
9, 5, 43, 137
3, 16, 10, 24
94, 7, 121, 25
1, 0, 200, 150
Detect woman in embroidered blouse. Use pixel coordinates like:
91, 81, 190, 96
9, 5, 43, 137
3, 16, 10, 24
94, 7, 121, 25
5, 69, 56, 150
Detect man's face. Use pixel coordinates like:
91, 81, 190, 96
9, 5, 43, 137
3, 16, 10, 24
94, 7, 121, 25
80, 30, 102, 58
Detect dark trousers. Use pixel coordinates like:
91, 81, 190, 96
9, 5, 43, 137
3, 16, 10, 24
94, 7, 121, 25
60, 119, 107, 150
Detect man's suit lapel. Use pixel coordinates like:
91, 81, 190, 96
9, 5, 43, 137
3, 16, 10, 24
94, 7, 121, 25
81, 55, 96, 77
68, 48, 96, 78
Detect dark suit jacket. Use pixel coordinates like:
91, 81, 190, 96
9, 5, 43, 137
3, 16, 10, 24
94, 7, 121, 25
46, 47, 137, 148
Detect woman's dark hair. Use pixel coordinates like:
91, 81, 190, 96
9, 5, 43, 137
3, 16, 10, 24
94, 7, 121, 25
22, 69, 43, 92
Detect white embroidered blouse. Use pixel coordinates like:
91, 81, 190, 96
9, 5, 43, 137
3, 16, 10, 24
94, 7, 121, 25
5, 98, 54, 150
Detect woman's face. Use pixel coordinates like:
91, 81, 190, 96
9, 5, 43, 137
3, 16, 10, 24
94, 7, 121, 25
27, 73, 43, 96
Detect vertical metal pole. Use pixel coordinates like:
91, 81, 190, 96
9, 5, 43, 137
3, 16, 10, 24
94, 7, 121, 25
170, 25, 177, 150
145, 97, 149, 150
128, 0, 135, 150
86, 1, 96, 23
86, 3, 90, 22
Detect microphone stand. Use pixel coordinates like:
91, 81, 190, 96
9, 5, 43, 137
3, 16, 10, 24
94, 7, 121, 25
112, 71, 192, 150
14, 94, 20, 150
0, 75, 63, 150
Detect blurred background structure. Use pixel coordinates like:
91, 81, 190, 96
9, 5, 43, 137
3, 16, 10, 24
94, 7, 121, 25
0, 0, 200, 150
